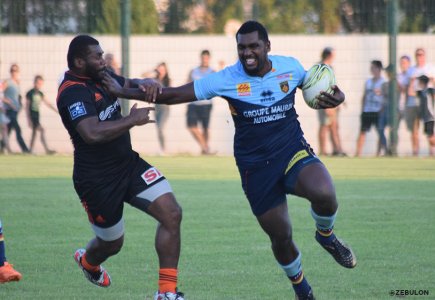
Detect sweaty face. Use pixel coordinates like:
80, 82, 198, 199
237, 31, 271, 77
84, 45, 107, 81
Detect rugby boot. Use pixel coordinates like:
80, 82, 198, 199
74, 248, 111, 287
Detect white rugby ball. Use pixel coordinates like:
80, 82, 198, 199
302, 64, 336, 109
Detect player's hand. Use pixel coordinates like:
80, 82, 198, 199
128, 103, 156, 126
102, 73, 122, 96
137, 78, 163, 103
317, 85, 345, 109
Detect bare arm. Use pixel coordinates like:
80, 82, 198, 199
75, 103, 155, 144
408, 77, 417, 97
103, 73, 196, 105
42, 97, 58, 113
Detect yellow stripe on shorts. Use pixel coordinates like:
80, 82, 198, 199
285, 150, 309, 174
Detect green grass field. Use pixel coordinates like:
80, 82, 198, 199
0, 155, 434, 300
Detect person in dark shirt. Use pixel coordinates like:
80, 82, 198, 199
26, 75, 57, 154
57, 35, 184, 300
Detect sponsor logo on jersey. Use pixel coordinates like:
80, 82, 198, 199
68, 101, 87, 120
260, 90, 275, 103
94, 92, 103, 101
243, 103, 293, 124
237, 82, 251, 96
280, 81, 289, 93
99, 100, 120, 121
277, 73, 292, 80
285, 150, 309, 174
141, 167, 163, 185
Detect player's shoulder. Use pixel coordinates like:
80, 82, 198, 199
270, 55, 305, 76
57, 78, 90, 104
26, 88, 34, 96
270, 55, 303, 66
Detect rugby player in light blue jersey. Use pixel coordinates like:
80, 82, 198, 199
104, 21, 356, 300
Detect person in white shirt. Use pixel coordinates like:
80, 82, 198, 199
407, 48, 435, 156
355, 60, 386, 156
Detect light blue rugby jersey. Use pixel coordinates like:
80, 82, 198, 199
194, 55, 306, 167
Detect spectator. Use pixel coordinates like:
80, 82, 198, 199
144, 62, 171, 154
26, 75, 57, 154
417, 75, 435, 148
0, 218, 22, 283
397, 55, 412, 125
384, 63, 404, 156
317, 47, 346, 156
355, 60, 386, 156
0, 79, 12, 154
408, 48, 435, 156
104, 53, 121, 75
186, 50, 215, 154
3, 64, 29, 153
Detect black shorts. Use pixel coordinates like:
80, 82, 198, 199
238, 138, 321, 216
360, 112, 379, 132
424, 121, 434, 136
187, 104, 212, 129
30, 111, 40, 128
74, 158, 170, 229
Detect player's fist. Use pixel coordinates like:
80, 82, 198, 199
137, 78, 163, 103
128, 103, 156, 126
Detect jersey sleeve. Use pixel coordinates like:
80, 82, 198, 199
57, 84, 97, 128
193, 71, 226, 101
292, 58, 306, 87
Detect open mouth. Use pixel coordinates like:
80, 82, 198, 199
244, 58, 257, 67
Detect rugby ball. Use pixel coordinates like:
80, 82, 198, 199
302, 64, 336, 109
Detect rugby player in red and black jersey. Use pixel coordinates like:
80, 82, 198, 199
57, 35, 184, 300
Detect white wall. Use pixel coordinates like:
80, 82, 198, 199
1, 34, 434, 156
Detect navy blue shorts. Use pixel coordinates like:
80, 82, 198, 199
238, 138, 321, 216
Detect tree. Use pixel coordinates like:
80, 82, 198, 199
164, 0, 195, 33
1, 0, 28, 33
257, 0, 318, 34
399, 0, 435, 33
318, 0, 341, 33
340, 0, 386, 33
207, 0, 244, 33
94, 0, 159, 34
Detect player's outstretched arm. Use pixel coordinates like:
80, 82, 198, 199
76, 103, 155, 144
317, 85, 345, 109
102, 73, 196, 105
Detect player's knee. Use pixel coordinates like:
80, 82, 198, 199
100, 236, 124, 256
270, 231, 293, 250
310, 183, 337, 213
162, 204, 183, 231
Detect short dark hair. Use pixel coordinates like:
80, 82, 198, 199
201, 49, 210, 56
371, 60, 383, 69
400, 55, 411, 61
418, 75, 429, 85
321, 47, 334, 61
67, 35, 99, 69
34, 75, 44, 83
236, 20, 269, 43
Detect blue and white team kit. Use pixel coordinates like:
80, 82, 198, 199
194, 55, 321, 216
